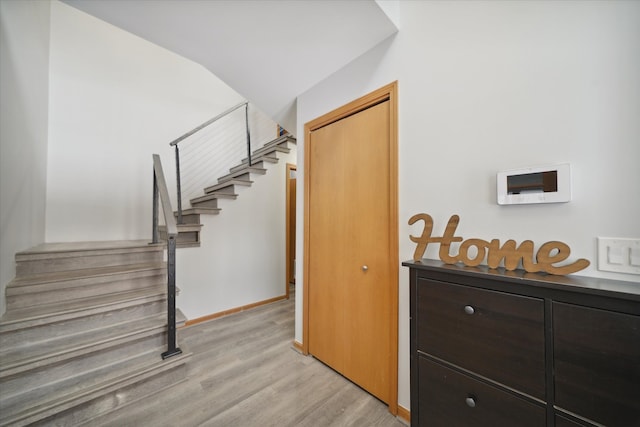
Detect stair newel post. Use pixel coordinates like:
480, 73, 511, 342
152, 172, 159, 244
162, 235, 182, 359
151, 154, 182, 360
245, 103, 252, 167
175, 145, 183, 225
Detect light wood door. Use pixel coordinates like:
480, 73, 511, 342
308, 100, 392, 403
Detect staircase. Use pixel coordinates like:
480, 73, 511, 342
163, 134, 296, 247
0, 134, 295, 425
0, 240, 191, 426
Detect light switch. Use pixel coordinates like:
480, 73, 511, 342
607, 246, 624, 265
597, 237, 640, 275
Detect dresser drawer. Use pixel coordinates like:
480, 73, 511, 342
417, 356, 546, 427
555, 415, 586, 427
553, 302, 640, 427
416, 278, 545, 399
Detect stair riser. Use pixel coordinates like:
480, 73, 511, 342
237, 155, 278, 169
190, 199, 219, 209
0, 332, 166, 404
204, 184, 239, 195
229, 160, 265, 174
159, 230, 200, 245
27, 363, 188, 427
218, 171, 250, 184
0, 298, 166, 349
174, 213, 201, 224
16, 250, 164, 277
217, 169, 266, 184
6, 272, 166, 310
248, 143, 291, 160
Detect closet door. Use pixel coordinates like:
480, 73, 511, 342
308, 100, 392, 403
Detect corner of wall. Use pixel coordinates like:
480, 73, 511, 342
0, 0, 52, 316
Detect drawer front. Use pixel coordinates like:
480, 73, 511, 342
555, 415, 587, 427
417, 356, 546, 427
553, 302, 640, 427
417, 278, 545, 399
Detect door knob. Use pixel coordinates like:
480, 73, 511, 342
465, 396, 476, 408
362, 265, 368, 272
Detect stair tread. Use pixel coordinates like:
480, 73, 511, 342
260, 134, 296, 149
0, 314, 166, 375
16, 240, 162, 259
190, 192, 238, 204
217, 166, 267, 184
175, 207, 221, 216
248, 144, 290, 159
0, 348, 191, 425
243, 153, 279, 163
204, 178, 253, 194
7, 262, 165, 289
158, 223, 203, 231
0, 286, 165, 327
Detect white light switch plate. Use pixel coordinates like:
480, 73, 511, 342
597, 237, 640, 275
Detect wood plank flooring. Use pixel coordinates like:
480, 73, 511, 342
89, 292, 407, 426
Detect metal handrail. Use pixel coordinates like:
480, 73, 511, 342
170, 101, 253, 224
151, 154, 182, 360
169, 101, 247, 147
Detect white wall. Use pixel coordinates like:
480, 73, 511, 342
45, 1, 248, 242
295, 0, 640, 411
45, 0, 286, 324
0, 0, 52, 316
177, 146, 296, 320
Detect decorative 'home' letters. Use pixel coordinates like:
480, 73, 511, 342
409, 213, 590, 275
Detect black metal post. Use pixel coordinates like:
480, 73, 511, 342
245, 103, 252, 166
175, 145, 183, 225
152, 172, 159, 244
162, 235, 182, 359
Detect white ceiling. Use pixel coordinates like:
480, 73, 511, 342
62, 0, 398, 133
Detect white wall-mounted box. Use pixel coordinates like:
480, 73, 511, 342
497, 163, 571, 205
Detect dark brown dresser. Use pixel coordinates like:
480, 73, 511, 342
403, 259, 640, 427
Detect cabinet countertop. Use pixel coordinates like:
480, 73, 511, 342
403, 259, 640, 302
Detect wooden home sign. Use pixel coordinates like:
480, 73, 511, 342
409, 213, 590, 275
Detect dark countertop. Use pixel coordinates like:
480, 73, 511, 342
403, 258, 640, 302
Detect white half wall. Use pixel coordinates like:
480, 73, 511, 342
295, 0, 640, 411
176, 145, 296, 321
0, 0, 51, 316
45, 0, 254, 243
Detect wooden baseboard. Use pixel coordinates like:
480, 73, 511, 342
397, 405, 410, 424
292, 340, 304, 353
183, 295, 287, 327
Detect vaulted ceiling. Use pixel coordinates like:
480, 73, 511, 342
62, 0, 398, 133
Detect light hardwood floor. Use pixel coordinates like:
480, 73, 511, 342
90, 291, 407, 426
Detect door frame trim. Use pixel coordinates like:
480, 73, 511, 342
285, 163, 297, 299
302, 81, 399, 414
